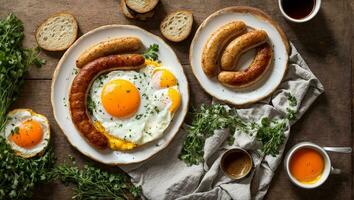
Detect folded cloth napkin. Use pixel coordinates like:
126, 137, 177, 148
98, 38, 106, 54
121, 43, 324, 200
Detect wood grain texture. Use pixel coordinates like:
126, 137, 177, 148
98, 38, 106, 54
1, 0, 352, 199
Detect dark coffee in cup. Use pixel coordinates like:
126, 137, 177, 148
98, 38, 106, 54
281, 0, 316, 20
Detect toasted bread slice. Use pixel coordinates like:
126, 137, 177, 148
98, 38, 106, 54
120, 0, 155, 20
125, 0, 159, 14
36, 13, 78, 51
160, 11, 193, 42
120, 0, 135, 19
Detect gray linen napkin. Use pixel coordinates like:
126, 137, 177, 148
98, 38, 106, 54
121, 43, 324, 200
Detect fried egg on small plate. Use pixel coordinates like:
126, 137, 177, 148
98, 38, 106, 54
51, 25, 189, 165
1, 109, 50, 158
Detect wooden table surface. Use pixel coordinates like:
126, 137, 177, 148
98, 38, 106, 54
1, 0, 353, 199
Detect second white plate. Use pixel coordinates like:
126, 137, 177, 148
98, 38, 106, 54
190, 6, 290, 105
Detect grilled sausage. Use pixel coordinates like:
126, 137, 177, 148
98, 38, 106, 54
76, 37, 143, 68
70, 54, 145, 149
220, 30, 268, 70
201, 21, 246, 77
218, 43, 273, 88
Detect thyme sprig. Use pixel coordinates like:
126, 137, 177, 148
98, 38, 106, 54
51, 160, 142, 200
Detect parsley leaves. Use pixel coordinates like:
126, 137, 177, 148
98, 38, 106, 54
0, 13, 45, 132
179, 94, 298, 166
87, 95, 96, 115
143, 44, 159, 61
0, 137, 55, 199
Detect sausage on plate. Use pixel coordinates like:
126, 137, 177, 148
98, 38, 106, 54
201, 21, 246, 77
70, 54, 145, 149
220, 30, 268, 70
218, 43, 273, 88
76, 37, 143, 68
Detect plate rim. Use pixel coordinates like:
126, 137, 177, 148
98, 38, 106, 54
51, 24, 190, 165
189, 6, 290, 106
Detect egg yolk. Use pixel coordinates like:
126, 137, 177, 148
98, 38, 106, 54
101, 79, 140, 118
168, 88, 181, 113
153, 69, 177, 88
94, 122, 136, 150
145, 59, 161, 67
10, 120, 43, 148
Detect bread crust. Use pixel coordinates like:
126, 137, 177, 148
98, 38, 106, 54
220, 30, 268, 70
120, 0, 135, 19
125, 0, 159, 14
201, 21, 247, 77
76, 37, 142, 68
69, 54, 145, 149
218, 43, 273, 88
35, 13, 78, 51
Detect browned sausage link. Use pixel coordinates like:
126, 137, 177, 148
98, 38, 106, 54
201, 21, 247, 77
76, 37, 143, 68
220, 30, 268, 71
218, 43, 273, 88
70, 54, 145, 149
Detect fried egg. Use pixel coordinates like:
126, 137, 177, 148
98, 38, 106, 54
2, 109, 50, 158
88, 60, 181, 150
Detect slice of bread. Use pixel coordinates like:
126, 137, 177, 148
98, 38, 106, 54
160, 11, 193, 42
36, 13, 78, 51
125, 0, 159, 14
120, 0, 155, 20
120, 0, 135, 19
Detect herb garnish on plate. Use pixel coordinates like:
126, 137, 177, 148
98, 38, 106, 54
143, 44, 159, 61
179, 93, 298, 166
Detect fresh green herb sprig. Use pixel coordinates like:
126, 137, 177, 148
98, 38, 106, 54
143, 44, 159, 61
51, 161, 142, 200
0, 13, 45, 131
180, 94, 298, 166
255, 118, 286, 156
0, 137, 55, 199
286, 93, 298, 120
179, 104, 249, 165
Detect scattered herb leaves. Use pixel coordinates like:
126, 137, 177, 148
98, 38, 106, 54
287, 92, 297, 107
179, 94, 298, 166
10, 126, 19, 135
87, 95, 96, 115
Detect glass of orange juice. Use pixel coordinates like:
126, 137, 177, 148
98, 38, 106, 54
284, 142, 350, 189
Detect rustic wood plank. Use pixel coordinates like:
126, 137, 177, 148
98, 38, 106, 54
1, 0, 352, 199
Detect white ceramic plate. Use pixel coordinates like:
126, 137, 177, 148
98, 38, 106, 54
51, 25, 189, 165
190, 6, 290, 105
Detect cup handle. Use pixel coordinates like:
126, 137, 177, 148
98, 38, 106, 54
330, 166, 341, 174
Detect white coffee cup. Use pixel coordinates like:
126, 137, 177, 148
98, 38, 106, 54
284, 142, 351, 189
278, 0, 321, 23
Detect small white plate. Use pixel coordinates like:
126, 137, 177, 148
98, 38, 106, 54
51, 25, 189, 165
190, 6, 290, 105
